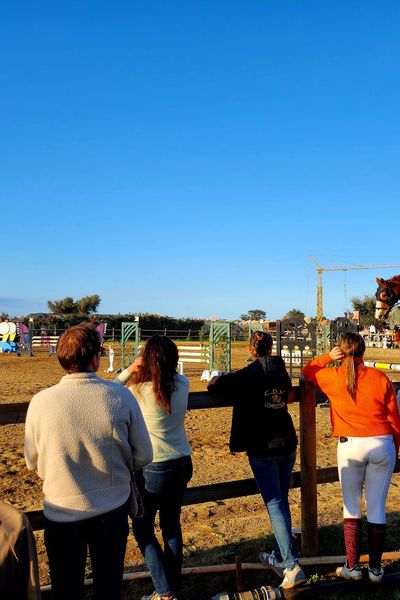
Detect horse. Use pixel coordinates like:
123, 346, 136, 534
375, 275, 400, 345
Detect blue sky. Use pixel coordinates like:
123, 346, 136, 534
1, 1, 400, 320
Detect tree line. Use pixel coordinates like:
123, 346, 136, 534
4, 293, 398, 333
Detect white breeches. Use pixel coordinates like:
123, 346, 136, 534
337, 435, 396, 524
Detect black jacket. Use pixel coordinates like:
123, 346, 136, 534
208, 356, 297, 456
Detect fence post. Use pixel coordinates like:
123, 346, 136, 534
276, 320, 281, 355
299, 379, 318, 556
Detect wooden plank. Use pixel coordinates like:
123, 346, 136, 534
1, 386, 320, 425
23, 464, 400, 532
0, 392, 237, 424
23, 469, 316, 532
26, 510, 45, 531
0, 401, 30, 425
299, 379, 318, 557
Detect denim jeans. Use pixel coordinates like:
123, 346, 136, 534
248, 451, 298, 570
132, 455, 193, 596
44, 502, 129, 600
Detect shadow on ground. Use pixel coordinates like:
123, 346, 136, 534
41, 516, 400, 599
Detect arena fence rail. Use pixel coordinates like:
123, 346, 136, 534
2, 380, 400, 561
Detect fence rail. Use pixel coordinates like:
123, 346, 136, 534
2, 386, 400, 557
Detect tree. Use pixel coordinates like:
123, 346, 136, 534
240, 309, 267, 321
351, 295, 381, 328
47, 297, 75, 315
75, 295, 101, 315
282, 309, 305, 321
48, 295, 101, 316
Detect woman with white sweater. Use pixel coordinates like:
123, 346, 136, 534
24, 324, 153, 600
115, 335, 192, 600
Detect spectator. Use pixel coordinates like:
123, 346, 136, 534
24, 324, 153, 600
303, 333, 400, 584
0, 499, 41, 599
115, 335, 192, 600
207, 331, 305, 590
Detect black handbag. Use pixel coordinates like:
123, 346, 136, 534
128, 472, 144, 519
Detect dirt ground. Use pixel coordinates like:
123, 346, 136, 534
1, 344, 400, 598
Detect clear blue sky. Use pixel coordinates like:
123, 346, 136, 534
2, 1, 400, 320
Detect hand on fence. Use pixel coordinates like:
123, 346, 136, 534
209, 375, 221, 385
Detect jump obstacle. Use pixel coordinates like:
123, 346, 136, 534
21, 323, 107, 356
121, 320, 232, 376
362, 333, 397, 349
0, 321, 18, 352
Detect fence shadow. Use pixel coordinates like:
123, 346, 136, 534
74, 515, 400, 600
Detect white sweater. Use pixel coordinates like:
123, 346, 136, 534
24, 372, 153, 522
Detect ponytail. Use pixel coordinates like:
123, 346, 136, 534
344, 355, 357, 400
339, 333, 365, 402
249, 331, 273, 357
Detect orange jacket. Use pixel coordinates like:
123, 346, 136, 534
303, 353, 400, 449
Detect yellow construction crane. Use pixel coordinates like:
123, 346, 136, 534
308, 256, 400, 321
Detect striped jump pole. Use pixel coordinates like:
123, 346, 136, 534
364, 361, 400, 372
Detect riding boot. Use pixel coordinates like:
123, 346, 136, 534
367, 522, 386, 569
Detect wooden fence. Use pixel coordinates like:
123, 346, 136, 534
2, 383, 399, 558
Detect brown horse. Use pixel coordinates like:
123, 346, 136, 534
375, 275, 400, 345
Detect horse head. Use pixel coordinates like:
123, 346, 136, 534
375, 276, 398, 320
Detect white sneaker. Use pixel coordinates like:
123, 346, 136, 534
335, 563, 362, 581
279, 564, 306, 589
368, 566, 384, 583
259, 551, 285, 578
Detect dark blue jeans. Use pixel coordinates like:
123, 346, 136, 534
132, 455, 193, 596
248, 451, 298, 570
44, 502, 129, 600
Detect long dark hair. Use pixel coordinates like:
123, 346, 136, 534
131, 335, 178, 414
339, 333, 366, 400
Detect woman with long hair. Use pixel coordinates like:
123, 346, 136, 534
303, 332, 400, 583
115, 335, 192, 600
208, 331, 305, 590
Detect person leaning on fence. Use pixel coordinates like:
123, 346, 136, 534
207, 331, 306, 590
24, 324, 153, 600
114, 335, 193, 600
303, 333, 400, 584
